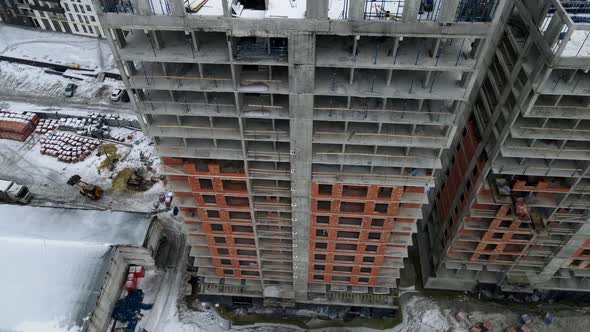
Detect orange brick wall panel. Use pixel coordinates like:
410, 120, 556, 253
0, 119, 34, 133
167, 175, 187, 182
161, 157, 184, 166
0, 127, 34, 142
405, 186, 425, 193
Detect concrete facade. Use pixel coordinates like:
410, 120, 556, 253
91, 0, 504, 307
421, 0, 590, 294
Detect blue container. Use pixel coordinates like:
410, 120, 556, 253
544, 312, 554, 325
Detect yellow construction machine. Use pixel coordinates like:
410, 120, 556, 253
67, 175, 103, 200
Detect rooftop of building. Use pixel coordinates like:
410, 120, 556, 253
0, 205, 150, 331
105, 0, 498, 22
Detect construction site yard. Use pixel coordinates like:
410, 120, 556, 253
0, 102, 162, 212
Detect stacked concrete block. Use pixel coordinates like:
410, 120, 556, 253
35, 119, 60, 134
39, 132, 100, 163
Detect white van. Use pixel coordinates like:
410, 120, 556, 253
0, 180, 33, 204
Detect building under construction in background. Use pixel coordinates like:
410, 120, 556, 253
421, 0, 590, 294
87, 0, 590, 308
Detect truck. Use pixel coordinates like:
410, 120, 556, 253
0, 180, 33, 204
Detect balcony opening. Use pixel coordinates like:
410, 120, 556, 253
317, 201, 332, 211
342, 185, 368, 197
207, 210, 220, 218
371, 219, 385, 227
363, 256, 375, 263
316, 215, 330, 224
332, 275, 351, 282
318, 184, 333, 195
199, 178, 213, 189
333, 266, 353, 273
335, 243, 358, 251
339, 217, 362, 226
341, 202, 365, 213
334, 255, 355, 262
360, 267, 372, 274
337, 231, 360, 239
368, 232, 381, 240
315, 254, 327, 261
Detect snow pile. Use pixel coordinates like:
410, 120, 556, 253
0, 237, 107, 332
396, 296, 450, 332
0, 25, 115, 70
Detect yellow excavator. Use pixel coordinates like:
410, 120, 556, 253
67, 175, 103, 200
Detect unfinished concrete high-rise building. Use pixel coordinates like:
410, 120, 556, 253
91, 0, 504, 307
421, 0, 590, 293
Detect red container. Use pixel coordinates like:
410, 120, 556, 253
125, 280, 136, 292
127, 273, 137, 283
131, 265, 145, 278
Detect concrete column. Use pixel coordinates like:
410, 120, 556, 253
402, 0, 419, 23
151, 30, 164, 49
114, 29, 127, 48
135, 0, 152, 15
288, 32, 316, 302
439, 0, 459, 23
222, 0, 231, 17
168, 0, 186, 16
348, 0, 364, 21
306, 0, 328, 19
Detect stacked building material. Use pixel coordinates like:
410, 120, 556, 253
39, 132, 100, 163
0, 112, 39, 142
35, 118, 59, 134
57, 117, 111, 138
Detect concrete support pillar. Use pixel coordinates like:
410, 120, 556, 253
288, 32, 316, 302
124, 60, 136, 76
169, 0, 186, 16
151, 30, 164, 49
402, 0, 419, 23
306, 0, 328, 19
439, 0, 459, 23
348, 0, 365, 21
222, 0, 231, 17
135, 0, 152, 15
114, 29, 127, 48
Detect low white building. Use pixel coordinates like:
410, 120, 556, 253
61, 0, 104, 37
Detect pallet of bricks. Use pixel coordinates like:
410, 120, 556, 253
39, 132, 100, 163
0, 111, 39, 141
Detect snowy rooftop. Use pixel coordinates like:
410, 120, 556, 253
0, 205, 150, 332
0, 25, 116, 71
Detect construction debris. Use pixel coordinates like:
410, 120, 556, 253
97, 143, 122, 171
113, 167, 158, 191
40, 132, 100, 163
0, 111, 39, 141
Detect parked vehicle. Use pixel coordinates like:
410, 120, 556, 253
111, 88, 124, 101
0, 179, 33, 204
64, 83, 77, 97
111, 88, 130, 102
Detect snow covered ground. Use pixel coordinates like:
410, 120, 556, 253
0, 25, 116, 70
0, 61, 124, 106
0, 205, 149, 332
0, 105, 162, 212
